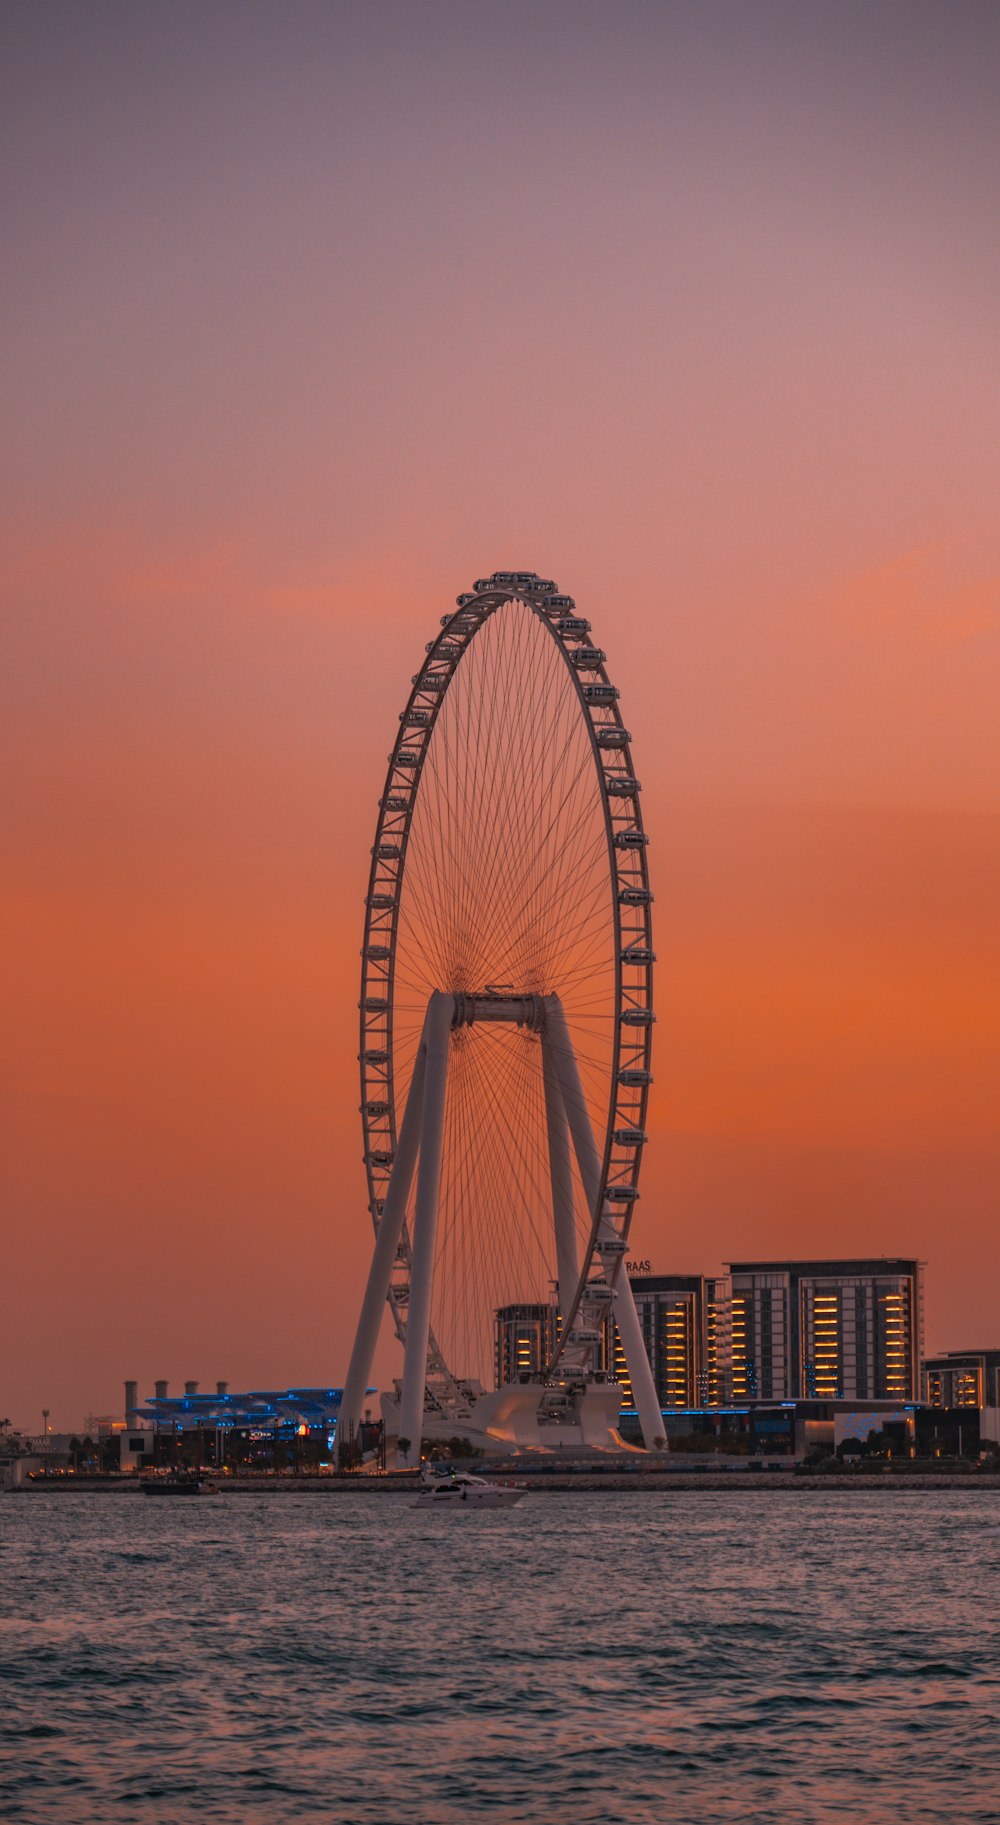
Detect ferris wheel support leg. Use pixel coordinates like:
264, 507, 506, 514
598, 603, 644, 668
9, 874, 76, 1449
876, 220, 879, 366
399, 991, 452, 1463
338, 1043, 429, 1459
605, 1259, 667, 1451
544, 994, 605, 1200
542, 1034, 579, 1316
545, 994, 666, 1453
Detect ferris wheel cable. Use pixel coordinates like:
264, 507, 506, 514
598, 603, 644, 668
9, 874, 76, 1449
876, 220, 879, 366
493, 1036, 592, 1277
479, 701, 596, 949
412, 655, 602, 975
456, 775, 607, 982
429, 677, 464, 911
442, 620, 586, 954
496, 857, 605, 992
538, 804, 615, 941
416, 1119, 559, 1358
521, 680, 600, 858
441, 1040, 550, 1292
462, 1036, 559, 1268
445, 1065, 540, 1372
375, 1008, 618, 1142
401, 719, 551, 992
390, 992, 619, 1091
446, 621, 513, 940
535, 968, 620, 1027
541, 783, 611, 903
397, 839, 609, 1029
432, 1042, 554, 1380
490, 1043, 587, 1285
549, 1001, 618, 1031
460, 1040, 557, 1270
444, 823, 608, 999
518, 824, 611, 939
485, 762, 576, 970
396, 845, 471, 984
448, 649, 496, 956
485, 609, 543, 854
391, 961, 620, 1111
426, 715, 487, 953
523, 773, 608, 923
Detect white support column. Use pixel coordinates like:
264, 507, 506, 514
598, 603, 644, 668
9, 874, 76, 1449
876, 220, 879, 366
545, 993, 666, 1452
544, 995, 604, 1203
338, 1036, 429, 1455
398, 991, 453, 1461
605, 1255, 666, 1450
541, 1031, 579, 1318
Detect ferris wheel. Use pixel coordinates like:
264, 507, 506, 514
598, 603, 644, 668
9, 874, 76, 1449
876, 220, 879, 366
339, 573, 665, 1456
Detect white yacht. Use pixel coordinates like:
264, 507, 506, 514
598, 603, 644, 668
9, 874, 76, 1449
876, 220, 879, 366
409, 1467, 525, 1510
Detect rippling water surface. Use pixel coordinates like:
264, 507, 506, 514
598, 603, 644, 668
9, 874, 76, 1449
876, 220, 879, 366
2, 1488, 1000, 1823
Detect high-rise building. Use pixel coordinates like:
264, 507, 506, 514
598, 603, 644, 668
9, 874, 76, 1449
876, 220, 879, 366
612, 1275, 703, 1409
924, 1350, 1000, 1409
494, 1258, 925, 1411
494, 1303, 559, 1387
725, 1259, 924, 1403
727, 1268, 790, 1400
702, 1276, 733, 1406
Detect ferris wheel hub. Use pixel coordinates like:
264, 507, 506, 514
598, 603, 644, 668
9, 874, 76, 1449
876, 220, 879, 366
451, 991, 546, 1031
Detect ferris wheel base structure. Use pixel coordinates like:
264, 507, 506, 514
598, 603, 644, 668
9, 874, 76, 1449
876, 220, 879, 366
340, 988, 666, 1457
379, 1377, 630, 1459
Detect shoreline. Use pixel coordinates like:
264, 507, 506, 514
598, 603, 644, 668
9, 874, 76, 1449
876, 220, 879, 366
10, 1471, 1000, 1495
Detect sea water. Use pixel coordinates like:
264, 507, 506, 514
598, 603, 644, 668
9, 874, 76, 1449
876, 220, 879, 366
2, 1488, 999, 1824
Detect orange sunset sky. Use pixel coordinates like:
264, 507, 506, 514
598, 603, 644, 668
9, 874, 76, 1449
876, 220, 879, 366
2, 1, 998, 1428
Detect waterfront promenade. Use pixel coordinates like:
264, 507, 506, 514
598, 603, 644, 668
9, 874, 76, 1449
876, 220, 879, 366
12, 1466, 1000, 1494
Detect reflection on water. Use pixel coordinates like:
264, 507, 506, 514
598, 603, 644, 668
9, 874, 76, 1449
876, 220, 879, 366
2, 1490, 1000, 1823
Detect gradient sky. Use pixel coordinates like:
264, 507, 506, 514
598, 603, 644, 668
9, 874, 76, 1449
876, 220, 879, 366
2, 1, 998, 1429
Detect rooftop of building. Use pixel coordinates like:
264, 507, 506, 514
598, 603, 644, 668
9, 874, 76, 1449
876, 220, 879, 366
626, 1273, 704, 1291
726, 1257, 922, 1276
925, 1348, 1000, 1363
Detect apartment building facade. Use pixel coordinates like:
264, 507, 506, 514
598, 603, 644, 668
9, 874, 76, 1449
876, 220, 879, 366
924, 1349, 1000, 1409
723, 1258, 924, 1403
495, 1257, 924, 1409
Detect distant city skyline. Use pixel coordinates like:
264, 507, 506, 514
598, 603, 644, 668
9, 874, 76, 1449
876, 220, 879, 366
9, 1249, 977, 1434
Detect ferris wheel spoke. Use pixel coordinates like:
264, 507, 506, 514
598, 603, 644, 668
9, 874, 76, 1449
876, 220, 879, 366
448, 1044, 545, 1275
473, 777, 606, 979
486, 1040, 573, 1271
434, 1038, 555, 1375
449, 621, 571, 963
456, 1072, 555, 1330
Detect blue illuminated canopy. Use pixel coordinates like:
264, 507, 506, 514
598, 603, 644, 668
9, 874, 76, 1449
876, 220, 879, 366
134, 1388, 376, 1429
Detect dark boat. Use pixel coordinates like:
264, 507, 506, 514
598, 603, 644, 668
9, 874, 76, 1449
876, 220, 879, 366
140, 1470, 214, 1496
